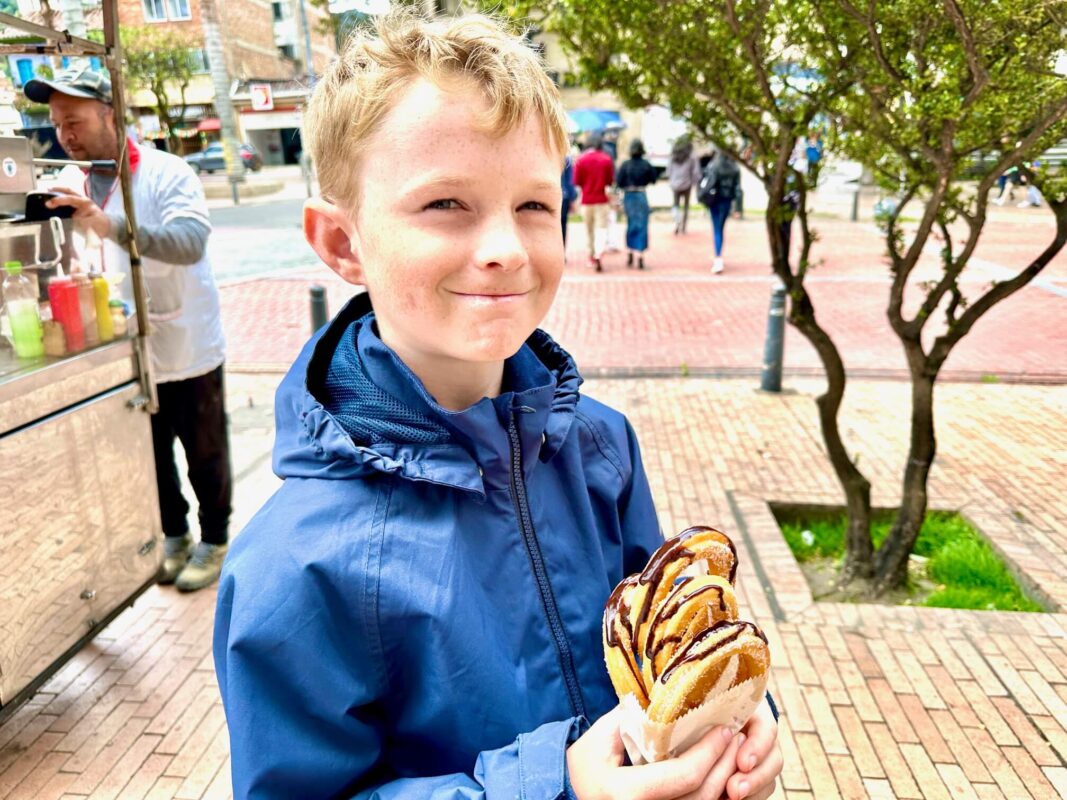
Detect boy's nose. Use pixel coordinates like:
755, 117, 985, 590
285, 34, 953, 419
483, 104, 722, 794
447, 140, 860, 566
473, 219, 527, 271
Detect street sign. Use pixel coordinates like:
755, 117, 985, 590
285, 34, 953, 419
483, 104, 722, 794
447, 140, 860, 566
250, 83, 274, 112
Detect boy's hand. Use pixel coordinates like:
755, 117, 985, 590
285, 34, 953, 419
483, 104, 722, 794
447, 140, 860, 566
567, 707, 745, 800
725, 702, 782, 799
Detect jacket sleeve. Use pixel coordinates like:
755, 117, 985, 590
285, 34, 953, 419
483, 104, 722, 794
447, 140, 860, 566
214, 505, 585, 800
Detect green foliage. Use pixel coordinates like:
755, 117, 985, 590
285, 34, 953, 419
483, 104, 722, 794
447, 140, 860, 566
778, 508, 1043, 611
120, 25, 200, 149
499, 0, 842, 202
0, 0, 17, 14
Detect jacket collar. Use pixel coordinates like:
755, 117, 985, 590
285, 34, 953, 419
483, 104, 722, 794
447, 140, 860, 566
289, 293, 582, 492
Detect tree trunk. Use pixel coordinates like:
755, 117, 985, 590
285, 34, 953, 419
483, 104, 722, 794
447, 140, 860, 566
874, 344, 936, 592
200, 0, 243, 187
766, 206, 875, 585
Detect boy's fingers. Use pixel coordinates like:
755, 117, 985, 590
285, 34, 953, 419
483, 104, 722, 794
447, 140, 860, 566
676, 733, 744, 800
725, 744, 783, 800
620, 726, 736, 800
736, 703, 778, 772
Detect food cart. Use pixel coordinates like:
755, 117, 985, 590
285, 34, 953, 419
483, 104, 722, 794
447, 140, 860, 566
0, 5, 162, 719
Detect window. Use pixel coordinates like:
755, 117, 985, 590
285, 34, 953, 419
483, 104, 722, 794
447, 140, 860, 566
187, 48, 209, 74
277, 44, 296, 60
143, 0, 191, 22
272, 1, 289, 21
15, 59, 34, 87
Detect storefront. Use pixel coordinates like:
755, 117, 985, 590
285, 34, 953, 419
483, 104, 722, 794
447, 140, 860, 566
232, 80, 309, 166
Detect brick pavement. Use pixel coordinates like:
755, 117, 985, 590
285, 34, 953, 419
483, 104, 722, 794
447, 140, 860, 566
218, 215, 1067, 381
1, 374, 1065, 799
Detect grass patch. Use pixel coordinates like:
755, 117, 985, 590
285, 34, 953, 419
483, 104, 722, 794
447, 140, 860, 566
776, 507, 1043, 612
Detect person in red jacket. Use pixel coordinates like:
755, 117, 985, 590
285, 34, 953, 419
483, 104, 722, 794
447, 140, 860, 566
573, 133, 615, 271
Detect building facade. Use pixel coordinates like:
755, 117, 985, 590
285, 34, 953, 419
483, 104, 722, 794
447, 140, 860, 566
3, 0, 335, 162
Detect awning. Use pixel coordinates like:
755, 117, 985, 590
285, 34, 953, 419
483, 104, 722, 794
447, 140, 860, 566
566, 108, 625, 134
197, 118, 221, 132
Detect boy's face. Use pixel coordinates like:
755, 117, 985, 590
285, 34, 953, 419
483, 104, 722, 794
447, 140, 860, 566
315, 78, 565, 371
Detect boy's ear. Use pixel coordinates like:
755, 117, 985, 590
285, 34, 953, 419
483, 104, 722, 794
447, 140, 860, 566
303, 198, 365, 285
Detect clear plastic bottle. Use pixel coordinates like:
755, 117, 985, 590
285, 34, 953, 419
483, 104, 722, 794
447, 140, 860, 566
2, 261, 44, 359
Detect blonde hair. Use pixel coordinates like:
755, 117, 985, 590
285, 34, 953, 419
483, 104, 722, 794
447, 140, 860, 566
305, 10, 569, 211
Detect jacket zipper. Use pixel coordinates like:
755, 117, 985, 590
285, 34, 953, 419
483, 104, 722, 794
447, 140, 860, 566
507, 411, 586, 719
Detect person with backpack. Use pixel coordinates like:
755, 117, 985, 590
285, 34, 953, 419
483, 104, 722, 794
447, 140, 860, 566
667, 136, 702, 235
698, 148, 741, 273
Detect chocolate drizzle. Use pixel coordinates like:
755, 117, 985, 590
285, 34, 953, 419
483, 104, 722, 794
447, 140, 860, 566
644, 581, 728, 669
603, 575, 648, 702
659, 620, 768, 684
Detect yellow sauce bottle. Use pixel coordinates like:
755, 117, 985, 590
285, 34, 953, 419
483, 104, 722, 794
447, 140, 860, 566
90, 272, 113, 342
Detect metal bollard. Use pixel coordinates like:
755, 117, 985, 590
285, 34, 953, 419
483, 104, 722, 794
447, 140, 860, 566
850, 187, 860, 222
760, 282, 787, 392
310, 285, 328, 334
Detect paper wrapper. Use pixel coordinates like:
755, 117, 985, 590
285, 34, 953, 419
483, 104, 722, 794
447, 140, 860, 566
616, 655, 770, 765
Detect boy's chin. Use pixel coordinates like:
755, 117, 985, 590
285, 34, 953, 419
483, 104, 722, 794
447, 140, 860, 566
451, 331, 536, 363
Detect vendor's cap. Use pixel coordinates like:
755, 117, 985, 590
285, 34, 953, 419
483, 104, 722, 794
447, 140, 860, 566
24, 65, 112, 105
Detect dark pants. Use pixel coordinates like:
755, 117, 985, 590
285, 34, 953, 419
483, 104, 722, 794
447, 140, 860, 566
672, 189, 691, 232
561, 198, 572, 245
151, 364, 233, 545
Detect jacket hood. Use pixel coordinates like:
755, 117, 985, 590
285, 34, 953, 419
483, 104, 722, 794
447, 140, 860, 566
272, 292, 583, 496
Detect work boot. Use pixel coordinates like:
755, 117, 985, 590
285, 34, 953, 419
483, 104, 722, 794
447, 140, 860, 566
158, 534, 193, 585
175, 542, 229, 592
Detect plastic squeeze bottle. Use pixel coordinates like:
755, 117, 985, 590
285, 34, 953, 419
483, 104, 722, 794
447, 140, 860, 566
90, 272, 113, 342
47, 272, 84, 353
73, 273, 99, 347
2, 261, 44, 359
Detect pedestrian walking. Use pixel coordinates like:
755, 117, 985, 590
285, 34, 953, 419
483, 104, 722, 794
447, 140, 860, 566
573, 132, 615, 271
698, 148, 742, 274
27, 67, 233, 593
602, 125, 625, 252
616, 138, 657, 269
667, 136, 701, 234
994, 165, 1021, 205
561, 153, 577, 247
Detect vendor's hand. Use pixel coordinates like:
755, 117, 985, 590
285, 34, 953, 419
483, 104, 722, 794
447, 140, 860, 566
725, 701, 782, 799
567, 707, 745, 800
46, 187, 111, 239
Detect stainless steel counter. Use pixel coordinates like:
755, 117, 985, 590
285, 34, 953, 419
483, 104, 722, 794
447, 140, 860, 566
0, 338, 161, 710
0, 337, 138, 434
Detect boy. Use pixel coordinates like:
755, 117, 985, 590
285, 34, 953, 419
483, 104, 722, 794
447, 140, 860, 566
213, 11, 782, 799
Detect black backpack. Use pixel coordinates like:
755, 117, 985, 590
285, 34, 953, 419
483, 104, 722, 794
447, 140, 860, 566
698, 160, 740, 205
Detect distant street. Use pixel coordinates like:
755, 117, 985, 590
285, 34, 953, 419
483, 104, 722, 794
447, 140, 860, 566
207, 197, 317, 283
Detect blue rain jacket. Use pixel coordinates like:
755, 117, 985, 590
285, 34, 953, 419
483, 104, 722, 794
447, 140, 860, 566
214, 293, 664, 799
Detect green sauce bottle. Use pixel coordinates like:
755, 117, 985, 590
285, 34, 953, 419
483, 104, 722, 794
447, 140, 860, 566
3, 261, 44, 359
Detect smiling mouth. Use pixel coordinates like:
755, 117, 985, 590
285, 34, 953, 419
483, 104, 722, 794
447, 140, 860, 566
452, 291, 529, 299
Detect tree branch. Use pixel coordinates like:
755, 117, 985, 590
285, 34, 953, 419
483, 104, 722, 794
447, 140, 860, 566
943, 0, 989, 107
929, 202, 1067, 372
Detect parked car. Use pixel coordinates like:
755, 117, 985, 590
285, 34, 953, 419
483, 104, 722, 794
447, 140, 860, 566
184, 142, 263, 174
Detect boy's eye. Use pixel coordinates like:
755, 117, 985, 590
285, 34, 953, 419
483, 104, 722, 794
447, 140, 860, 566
520, 201, 552, 212
425, 199, 461, 211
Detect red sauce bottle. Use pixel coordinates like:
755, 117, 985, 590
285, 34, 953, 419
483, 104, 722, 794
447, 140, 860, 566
47, 275, 85, 353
